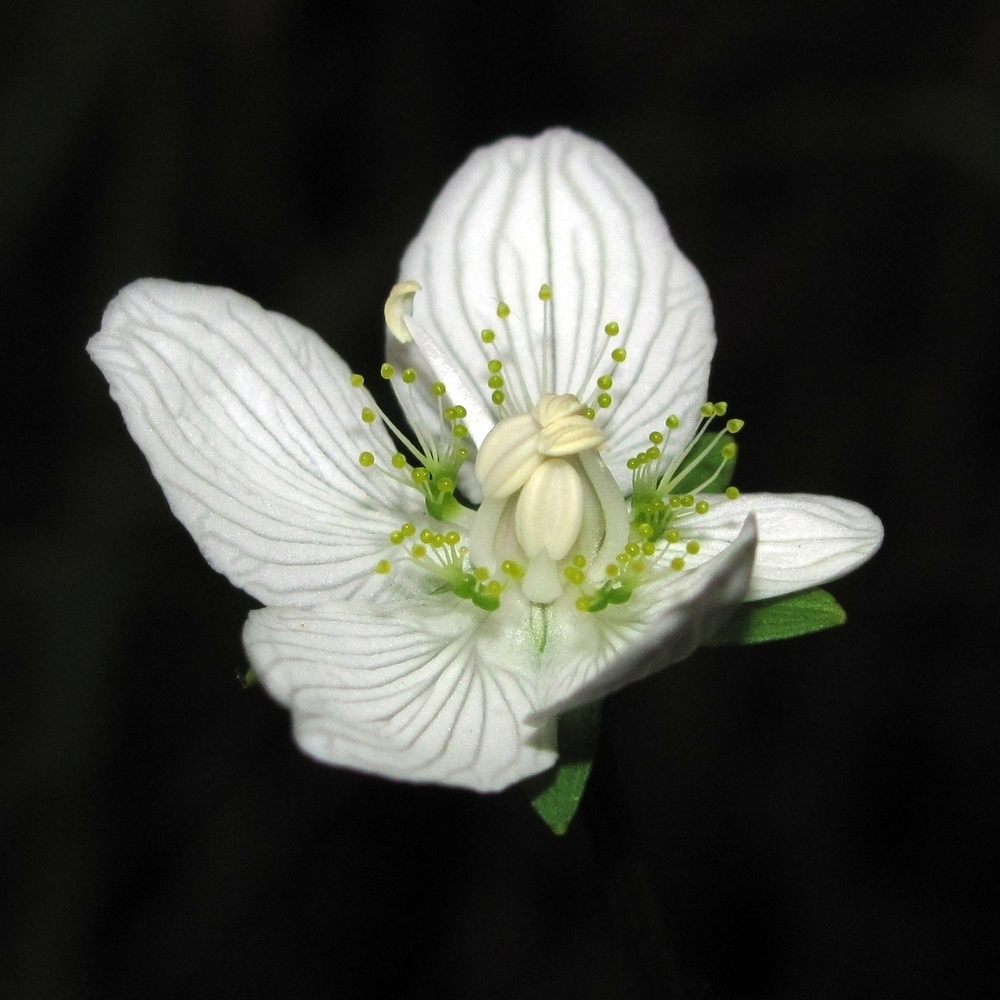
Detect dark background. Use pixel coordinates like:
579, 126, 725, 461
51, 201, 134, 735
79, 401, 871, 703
2, 1, 997, 997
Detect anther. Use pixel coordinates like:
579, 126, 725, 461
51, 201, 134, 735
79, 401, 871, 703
538, 284, 552, 300
604, 322, 619, 336
497, 301, 510, 318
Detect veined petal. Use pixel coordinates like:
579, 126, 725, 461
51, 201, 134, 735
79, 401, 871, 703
389, 128, 715, 479
531, 517, 757, 719
244, 600, 557, 792
89, 279, 420, 607
694, 493, 884, 600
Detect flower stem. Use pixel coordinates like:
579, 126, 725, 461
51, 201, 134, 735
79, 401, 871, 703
583, 741, 684, 998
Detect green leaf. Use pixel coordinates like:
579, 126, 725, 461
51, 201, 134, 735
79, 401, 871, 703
709, 588, 847, 645
523, 700, 602, 835
671, 431, 737, 494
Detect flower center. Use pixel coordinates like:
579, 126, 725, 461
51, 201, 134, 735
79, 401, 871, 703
361, 282, 744, 615
470, 393, 628, 604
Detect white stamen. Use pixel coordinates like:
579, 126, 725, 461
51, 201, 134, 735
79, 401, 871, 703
384, 281, 421, 343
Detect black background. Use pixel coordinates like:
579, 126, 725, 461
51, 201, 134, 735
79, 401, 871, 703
2, 1, 997, 997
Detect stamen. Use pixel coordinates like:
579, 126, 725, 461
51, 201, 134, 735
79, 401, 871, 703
350, 367, 469, 520
384, 280, 421, 343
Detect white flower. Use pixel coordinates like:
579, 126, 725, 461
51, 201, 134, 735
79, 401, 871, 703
88, 129, 882, 792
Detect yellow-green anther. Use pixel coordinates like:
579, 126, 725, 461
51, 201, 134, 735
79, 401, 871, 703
700, 403, 715, 418
401, 522, 416, 536
726, 418, 744, 434
538, 283, 552, 300
666, 414, 680, 429
487, 359, 502, 374
713, 401, 728, 416
597, 375, 613, 390
604, 322, 619, 335
726, 486, 740, 500
375, 560, 391, 574
453, 425, 468, 438
670, 557, 685, 571
361, 407, 376, 423
695, 500, 710, 514
350, 373, 364, 387
497, 301, 510, 318
411, 467, 429, 483
380, 363, 395, 379
488, 374, 504, 389
453, 406, 467, 418
492, 390, 505, 405
431, 382, 446, 397
597, 393, 612, 409
402, 368, 417, 384
721, 443, 737, 461
611, 348, 626, 363
686, 540, 701, 555
358, 451, 375, 467
481, 329, 495, 343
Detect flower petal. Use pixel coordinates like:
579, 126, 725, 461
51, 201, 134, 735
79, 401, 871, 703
693, 493, 884, 600
244, 600, 557, 792
88, 279, 419, 606
390, 128, 715, 481
532, 516, 757, 719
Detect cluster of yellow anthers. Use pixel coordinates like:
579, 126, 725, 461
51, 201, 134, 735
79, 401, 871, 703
375, 522, 506, 611
350, 367, 469, 522
478, 284, 627, 418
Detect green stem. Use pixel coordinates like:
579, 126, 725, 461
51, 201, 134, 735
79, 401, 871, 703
583, 742, 684, 998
